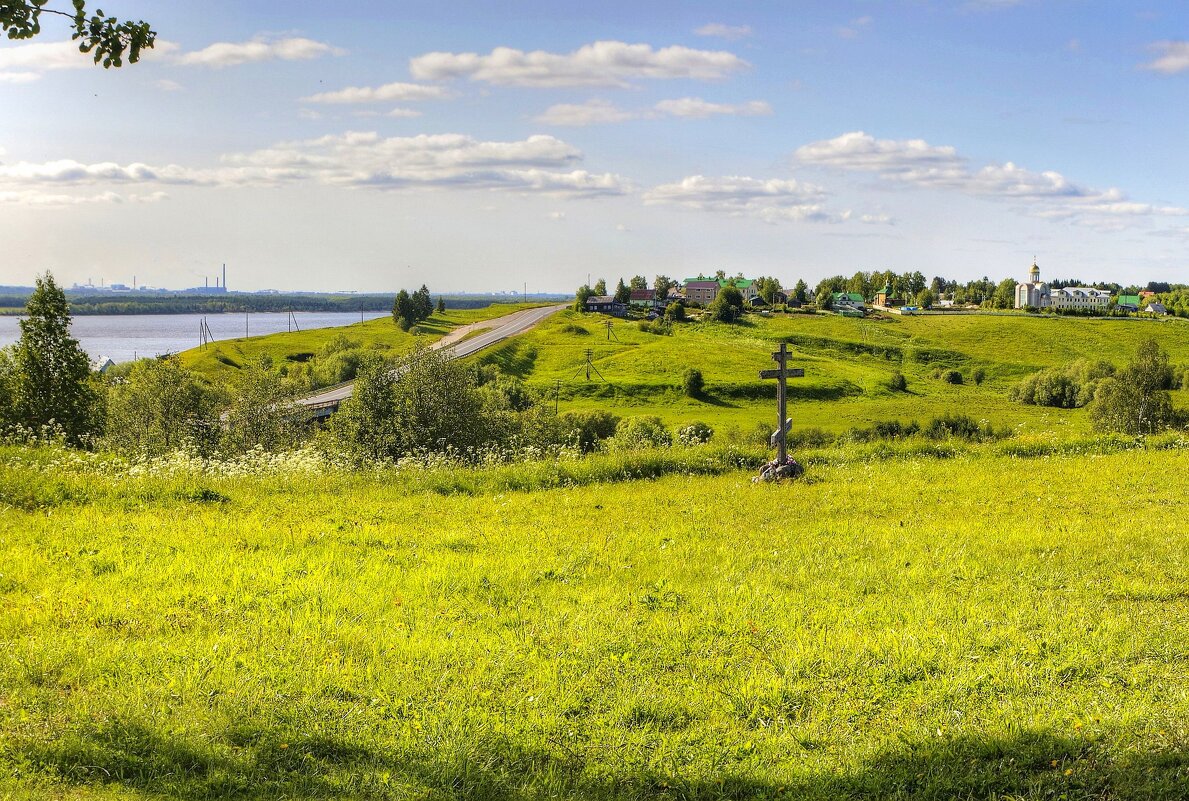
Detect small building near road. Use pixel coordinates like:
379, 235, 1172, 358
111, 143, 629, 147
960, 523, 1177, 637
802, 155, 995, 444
585, 295, 626, 316
1145, 302, 1169, 315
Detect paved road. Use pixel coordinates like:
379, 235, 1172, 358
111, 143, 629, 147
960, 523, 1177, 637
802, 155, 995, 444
296, 304, 567, 409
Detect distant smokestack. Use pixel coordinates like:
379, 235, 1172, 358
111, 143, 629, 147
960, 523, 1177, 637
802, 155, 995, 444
223, 264, 227, 291
133, 275, 136, 289
205, 277, 208, 288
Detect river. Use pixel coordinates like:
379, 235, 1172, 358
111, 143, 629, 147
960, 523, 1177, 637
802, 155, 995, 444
0, 312, 390, 363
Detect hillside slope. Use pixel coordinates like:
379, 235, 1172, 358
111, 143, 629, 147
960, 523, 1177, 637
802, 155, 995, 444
469, 310, 1189, 435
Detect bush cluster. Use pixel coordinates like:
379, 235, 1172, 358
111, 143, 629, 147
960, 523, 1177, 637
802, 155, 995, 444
1009, 359, 1115, 408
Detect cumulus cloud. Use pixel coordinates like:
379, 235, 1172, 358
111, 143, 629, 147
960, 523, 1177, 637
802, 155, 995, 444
1142, 40, 1189, 74
536, 96, 771, 126
644, 175, 847, 223
302, 81, 450, 104
0, 71, 39, 84
535, 99, 636, 126
694, 23, 753, 40
794, 130, 1189, 228
409, 41, 748, 88
175, 37, 343, 68
0, 133, 629, 199
0, 35, 326, 80
0, 189, 168, 207
385, 107, 423, 118
654, 97, 772, 118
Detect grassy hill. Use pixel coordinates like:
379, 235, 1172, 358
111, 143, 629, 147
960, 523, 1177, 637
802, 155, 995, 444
176, 304, 539, 384
1, 442, 1186, 799
469, 310, 1189, 436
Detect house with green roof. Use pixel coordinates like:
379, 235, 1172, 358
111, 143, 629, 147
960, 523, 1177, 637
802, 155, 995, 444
1116, 294, 1141, 312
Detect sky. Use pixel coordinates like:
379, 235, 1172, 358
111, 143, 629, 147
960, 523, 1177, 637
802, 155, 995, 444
1, 0, 1187, 293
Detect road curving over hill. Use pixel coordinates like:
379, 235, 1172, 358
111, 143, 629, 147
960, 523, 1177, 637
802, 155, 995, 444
296, 303, 568, 414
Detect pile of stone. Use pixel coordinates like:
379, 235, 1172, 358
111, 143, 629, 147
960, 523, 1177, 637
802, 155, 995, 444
753, 455, 804, 483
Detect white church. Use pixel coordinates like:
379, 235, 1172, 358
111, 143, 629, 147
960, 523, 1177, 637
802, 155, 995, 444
1014, 261, 1112, 311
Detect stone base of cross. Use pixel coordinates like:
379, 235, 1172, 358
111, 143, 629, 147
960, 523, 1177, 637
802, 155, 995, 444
757, 342, 805, 481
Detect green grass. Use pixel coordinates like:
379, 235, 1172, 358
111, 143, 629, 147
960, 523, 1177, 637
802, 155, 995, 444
1, 441, 1187, 799
176, 304, 538, 384
469, 310, 1189, 435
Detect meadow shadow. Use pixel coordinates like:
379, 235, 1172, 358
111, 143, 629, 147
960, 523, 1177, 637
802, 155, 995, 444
19, 720, 1187, 799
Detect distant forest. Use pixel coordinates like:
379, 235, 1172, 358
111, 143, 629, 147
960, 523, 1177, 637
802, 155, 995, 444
0, 291, 569, 316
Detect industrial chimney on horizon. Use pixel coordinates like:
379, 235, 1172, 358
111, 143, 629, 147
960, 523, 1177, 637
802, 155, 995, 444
223, 264, 227, 292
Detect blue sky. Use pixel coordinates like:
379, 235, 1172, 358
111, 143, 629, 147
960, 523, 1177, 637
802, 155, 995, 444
1, 0, 1187, 292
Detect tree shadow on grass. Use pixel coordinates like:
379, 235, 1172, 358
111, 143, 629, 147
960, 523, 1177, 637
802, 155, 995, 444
692, 392, 739, 408
16, 721, 1188, 800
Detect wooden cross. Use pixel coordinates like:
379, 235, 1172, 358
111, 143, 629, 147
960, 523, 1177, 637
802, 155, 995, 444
759, 343, 804, 464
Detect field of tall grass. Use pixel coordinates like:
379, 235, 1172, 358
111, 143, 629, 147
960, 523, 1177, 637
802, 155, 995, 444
1, 439, 1186, 799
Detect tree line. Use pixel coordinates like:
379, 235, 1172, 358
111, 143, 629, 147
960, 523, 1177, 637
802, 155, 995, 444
0, 274, 628, 460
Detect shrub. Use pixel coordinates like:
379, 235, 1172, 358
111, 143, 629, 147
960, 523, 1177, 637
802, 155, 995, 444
941, 369, 963, 385
637, 319, 671, 336
612, 416, 672, 449
558, 323, 590, 336
888, 371, 907, 392
682, 368, 705, 398
972, 368, 986, 385
560, 410, 620, 452
676, 421, 714, 446
666, 302, 686, 321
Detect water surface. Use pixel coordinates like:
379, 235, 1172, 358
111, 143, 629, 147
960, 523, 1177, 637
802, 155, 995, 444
0, 312, 389, 363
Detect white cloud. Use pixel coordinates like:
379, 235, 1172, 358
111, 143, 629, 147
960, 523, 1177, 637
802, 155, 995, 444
548, 211, 566, 221
175, 37, 343, 68
644, 175, 845, 223
154, 79, 184, 92
0, 159, 201, 185
0, 133, 629, 198
1142, 41, 1189, 74
536, 96, 772, 126
694, 23, 753, 41
794, 130, 1189, 228
0, 189, 168, 207
0, 71, 39, 84
837, 16, 874, 39
0, 40, 96, 75
385, 107, 424, 118
409, 41, 748, 88
302, 81, 450, 104
535, 99, 636, 126
654, 97, 772, 118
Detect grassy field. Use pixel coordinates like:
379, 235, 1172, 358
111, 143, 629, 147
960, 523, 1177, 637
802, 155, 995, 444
470, 310, 1189, 435
1, 441, 1187, 799
176, 304, 539, 384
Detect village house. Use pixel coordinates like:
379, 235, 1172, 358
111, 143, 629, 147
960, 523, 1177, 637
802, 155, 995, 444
681, 275, 760, 304
682, 279, 720, 304
1117, 294, 1141, 312
585, 295, 626, 316
628, 288, 664, 311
